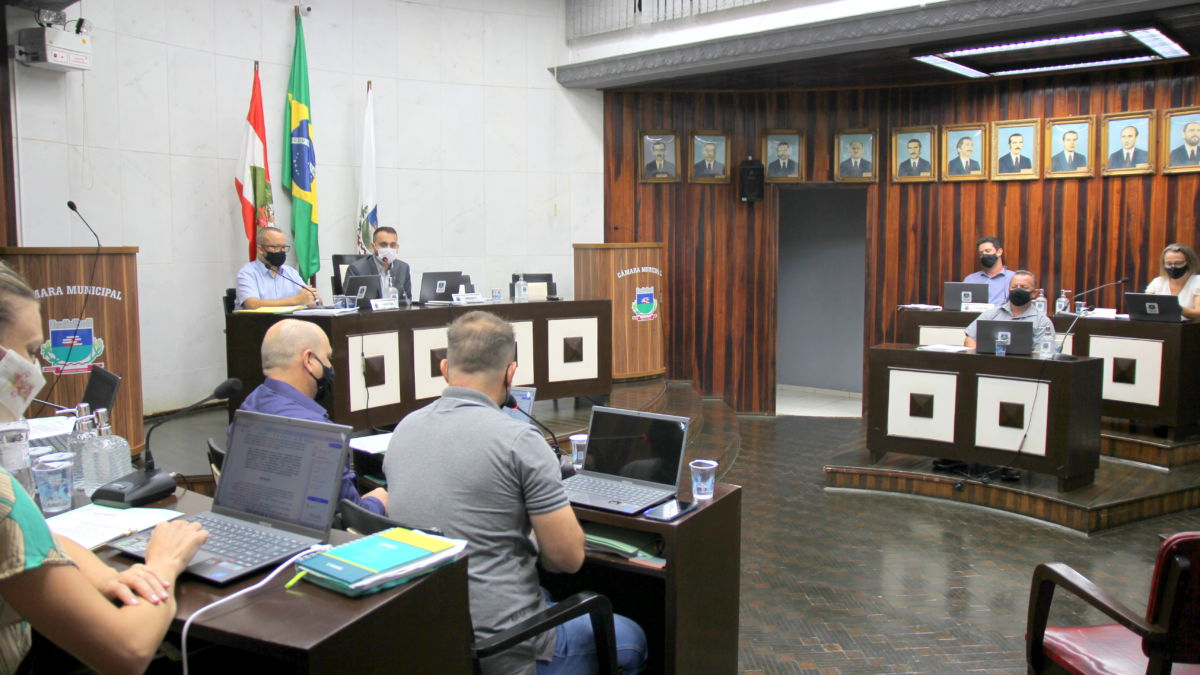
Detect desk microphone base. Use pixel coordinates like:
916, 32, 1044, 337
91, 469, 177, 508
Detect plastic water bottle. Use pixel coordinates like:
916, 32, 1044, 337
68, 403, 97, 490
1055, 290, 1071, 314
0, 419, 33, 496
514, 274, 529, 303
386, 282, 399, 306
1033, 289, 1047, 315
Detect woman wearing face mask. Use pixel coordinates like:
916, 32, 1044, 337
0, 262, 208, 673
1145, 243, 1200, 321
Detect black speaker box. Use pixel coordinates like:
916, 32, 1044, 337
739, 160, 765, 202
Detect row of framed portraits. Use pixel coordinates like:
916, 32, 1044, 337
638, 106, 1200, 184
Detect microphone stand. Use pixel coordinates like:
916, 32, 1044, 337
1054, 278, 1128, 358
267, 263, 322, 306
507, 396, 574, 478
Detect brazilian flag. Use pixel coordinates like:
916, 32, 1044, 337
282, 11, 319, 281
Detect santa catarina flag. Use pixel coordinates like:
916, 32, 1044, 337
235, 63, 273, 262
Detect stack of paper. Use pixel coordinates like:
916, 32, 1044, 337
48, 504, 182, 549
296, 527, 466, 596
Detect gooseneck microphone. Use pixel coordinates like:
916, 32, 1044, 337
91, 378, 243, 507
504, 393, 573, 477
267, 263, 322, 306
1055, 278, 1129, 357
66, 200, 101, 248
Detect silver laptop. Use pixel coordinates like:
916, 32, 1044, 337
562, 406, 690, 515
1126, 292, 1186, 323
109, 411, 349, 584
504, 385, 537, 424
944, 282, 990, 311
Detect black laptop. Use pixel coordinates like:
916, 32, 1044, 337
944, 282, 990, 311
109, 411, 349, 584
561, 406, 690, 514
1126, 292, 1186, 323
975, 320, 1034, 356
344, 274, 382, 310
418, 271, 463, 305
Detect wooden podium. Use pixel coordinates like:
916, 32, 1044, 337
0, 247, 144, 449
573, 243, 665, 380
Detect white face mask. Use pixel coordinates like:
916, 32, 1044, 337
376, 247, 399, 264
0, 348, 45, 422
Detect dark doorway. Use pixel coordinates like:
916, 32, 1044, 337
776, 187, 867, 393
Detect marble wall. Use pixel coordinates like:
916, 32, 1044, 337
8, 0, 604, 413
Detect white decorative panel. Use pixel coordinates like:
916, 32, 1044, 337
918, 325, 966, 346
886, 368, 957, 443
346, 331, 402, 412
412, 327, 449, 400
512, 320, 534, 386
974, 376, 1050, 456
1088, 335, 1163, 406
547, 317, 598, 382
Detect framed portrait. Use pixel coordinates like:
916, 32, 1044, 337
689, 130, 731, 184
639, 130, 680, 183
991, 119, 1040, 180
1044, 116, 1094, 178
891, 126, 936, 182
762, 130, 803, 183
941, 124, 987, 182
834, 129, 877, 183
1161, 106, 1200, 174
1101, 111, 1154, 176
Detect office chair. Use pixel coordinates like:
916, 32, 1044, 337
206, 437, 225, 485
223, 288, 236, 314
460, 274, 475, 294
1026, 531, 1200, 674
332, 253, 370, 296
334, 499, 618, 674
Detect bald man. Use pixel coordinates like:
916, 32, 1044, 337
238, 319, 387, 513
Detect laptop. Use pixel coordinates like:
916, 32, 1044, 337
344, 274, 382, 309
561, 406, 690, 515
944, 282, 990, 311
503, 385, 537, 424
1126, 292, 1186, 323
418, 271, 463, 305
108, 411, 350, 584
975, 319, 1034, 356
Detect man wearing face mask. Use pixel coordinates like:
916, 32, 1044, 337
963, 270, 1055, 349
343, 226, 411, 301
238, 319, 386, 513
236, 226, 319, 310
962, 236, 1015, 306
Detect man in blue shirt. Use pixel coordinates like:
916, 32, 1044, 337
236, 226, 319, 310
963, 236, 1015, 306
239, 319, 386, 513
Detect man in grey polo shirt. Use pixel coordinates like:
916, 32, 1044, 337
383, 311, 646, 674
964, 270, 1055, 348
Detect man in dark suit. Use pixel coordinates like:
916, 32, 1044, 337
997, 133, 1033, 173
1050, 130, 1088, 171
1108, 125, 1150, 168
1168, 121, 1200, 166
344, 226, 412, 300
947, 136, 981, 175
839, 140, 872, 177
643, 141, 675, 178
897, 138, 931, 176
693, 142, 725, 177
767, 141, 798, 177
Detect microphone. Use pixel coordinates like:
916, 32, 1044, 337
1054, 278, 1129, 358
1064, 277, 1130, 312
504, 393, 572, 477
66, 200, 101, 248
267, 264, 322, 306
91, 378, 242, 507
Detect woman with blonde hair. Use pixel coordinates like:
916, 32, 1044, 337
1145, 243, 1200, 321
0, 261, 207, 673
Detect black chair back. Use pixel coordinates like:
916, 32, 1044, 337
337, 498, 443, 536
332, 254, 370, 295
223, 288, 236, 313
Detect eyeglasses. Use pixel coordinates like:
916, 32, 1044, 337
260, 244, 291, 253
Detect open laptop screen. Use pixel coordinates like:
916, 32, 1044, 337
217, 411, 349, 536
583, 407, 689, 487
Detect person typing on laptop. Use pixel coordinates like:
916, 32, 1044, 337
963, 270, 1055, 349
238, 319, 387, 513
1144, 243, 1200, 321
383, 311, 646, 674
0, 261, 209, 673
963, 236, 1015, 306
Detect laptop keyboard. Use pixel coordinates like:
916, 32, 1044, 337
117, 513, 308, 568
564, 474, 669, 505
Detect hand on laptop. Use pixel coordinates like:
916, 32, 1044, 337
144, 520, 209, 582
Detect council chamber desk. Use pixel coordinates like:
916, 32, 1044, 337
225, 300, 612, 429
867, 344, 1102, 491
94, 490, 475, 673
898, 310, 1200, 440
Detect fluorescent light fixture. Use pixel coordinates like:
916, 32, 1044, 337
913, 54, 988, 78
1127, 28, 1189, 58
992, 55, 1158, 77
944, 30, 1127, 57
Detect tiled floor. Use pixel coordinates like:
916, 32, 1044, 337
776, 384, 863, 417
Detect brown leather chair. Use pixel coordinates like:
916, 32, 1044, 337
1026, 531, 1200, 674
